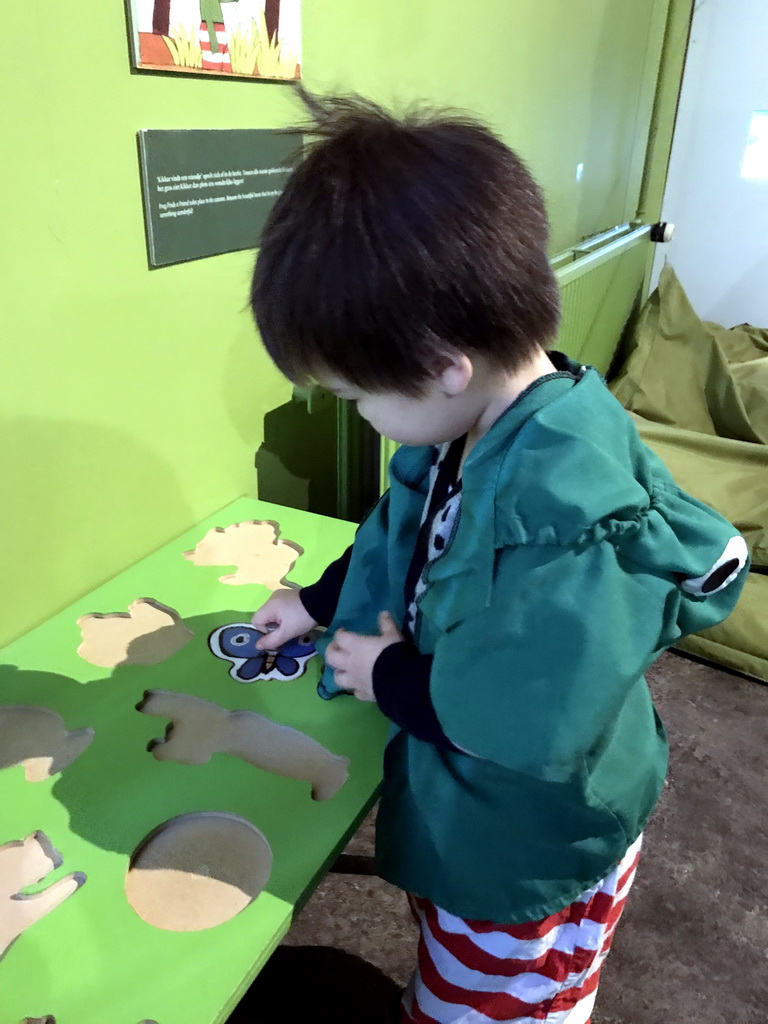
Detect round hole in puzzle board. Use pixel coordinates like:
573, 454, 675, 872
125, 812, 272, 932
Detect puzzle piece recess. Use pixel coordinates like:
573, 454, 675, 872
183, 520, 302, 588
20, 1015, 158, 1022
0, 706, 94, 782
125, 812, 272, 931
137, 689, 349, 801
0, 832, 86, 958
77, 599, 193, 668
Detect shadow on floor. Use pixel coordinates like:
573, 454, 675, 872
229, 945, 401, 1024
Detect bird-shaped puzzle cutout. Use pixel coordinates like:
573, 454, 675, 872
77, 599, 194, 668
183, 520, 302, 588
208, 624, 318, 683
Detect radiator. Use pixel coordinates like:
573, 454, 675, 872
553, 223, 652, 372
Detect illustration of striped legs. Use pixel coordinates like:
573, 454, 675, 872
199, 22, 231, 72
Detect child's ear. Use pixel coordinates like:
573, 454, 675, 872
436, 352, 473, 396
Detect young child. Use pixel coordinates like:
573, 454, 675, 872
249, 91, 749, 1024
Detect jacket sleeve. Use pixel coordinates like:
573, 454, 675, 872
430, 503, 749, 778
372, 643, 459, 749
299, 546, 353, 627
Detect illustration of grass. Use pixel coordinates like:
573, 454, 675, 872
163, 25, 203, 68
254, 11, 299, 79
229, 21, 260, 76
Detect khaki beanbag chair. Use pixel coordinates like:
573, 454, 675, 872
611, 266, 768, 681
612, 265, 768, 446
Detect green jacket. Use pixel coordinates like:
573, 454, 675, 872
316, 367, 748, 922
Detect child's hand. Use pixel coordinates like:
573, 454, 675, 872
324, 612, 403, 701
251, 589, 318, 650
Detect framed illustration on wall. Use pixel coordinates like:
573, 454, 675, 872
127, 0, 301, 80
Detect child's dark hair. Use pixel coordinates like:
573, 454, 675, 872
251, 89, 560, 396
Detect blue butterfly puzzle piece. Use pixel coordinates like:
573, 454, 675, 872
208, 623, 318, 683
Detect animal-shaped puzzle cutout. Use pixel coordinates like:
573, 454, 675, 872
0, 706, 94, 782
137, 689, 349, 801
21, 1019, 157, 1024
208, 624, 318, 682
77, 598, 193, 668
183, 520, 302, 588
0, 832, 86, 958
125, 812, 272, 932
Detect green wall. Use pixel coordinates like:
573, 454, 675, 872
307, 0, 669, 256
2, 0, 669, 645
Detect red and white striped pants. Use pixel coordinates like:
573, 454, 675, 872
399, 834, 642, 1024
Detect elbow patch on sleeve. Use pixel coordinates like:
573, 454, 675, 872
680, 535, 749, 597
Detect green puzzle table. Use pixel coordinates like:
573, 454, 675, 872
0, 498, 389, 1024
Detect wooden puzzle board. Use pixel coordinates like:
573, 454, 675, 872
0, 498, 389, 1024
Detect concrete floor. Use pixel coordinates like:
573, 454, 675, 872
232, 651, 768, 1024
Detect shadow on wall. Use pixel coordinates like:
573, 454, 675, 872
254, 391, 340, 518
0, 416, 192, 647
255, 391, 383, 522
218, 316, 334, 513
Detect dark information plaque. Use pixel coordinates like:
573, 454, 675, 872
138, 129, 298, 267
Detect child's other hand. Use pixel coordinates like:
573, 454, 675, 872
251, 589, 318, 650
324, 612, 403, 701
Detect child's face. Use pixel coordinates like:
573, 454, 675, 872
317, 357, 485, 446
